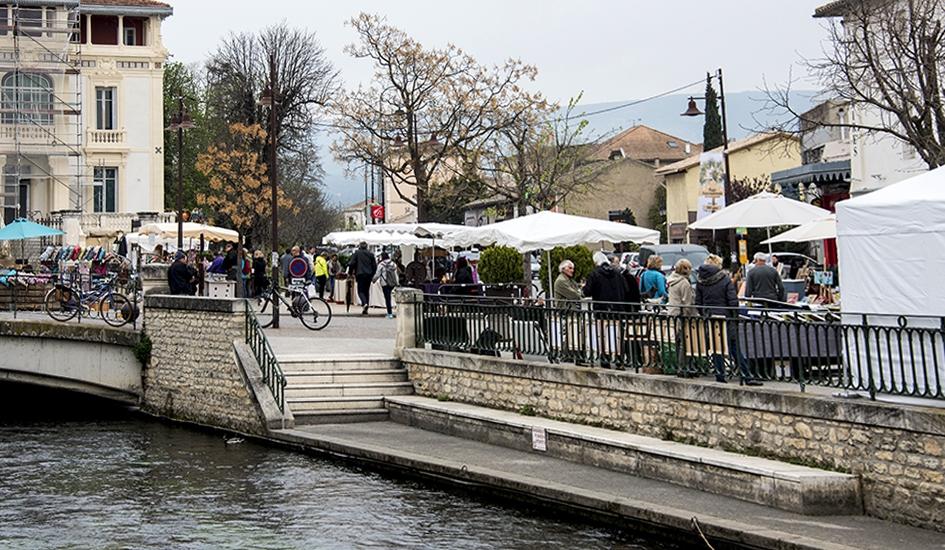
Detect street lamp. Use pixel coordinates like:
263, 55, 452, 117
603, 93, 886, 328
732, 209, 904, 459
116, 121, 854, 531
681, 68, 732, 195
165, 96, 195, 251
259, 54, 280, 328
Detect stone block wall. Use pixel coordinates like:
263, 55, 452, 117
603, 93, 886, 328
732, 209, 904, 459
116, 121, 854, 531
400, 348, 945, 532
143, 295, 268, 435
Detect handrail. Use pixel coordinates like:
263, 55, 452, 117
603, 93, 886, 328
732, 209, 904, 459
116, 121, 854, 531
244, 302, 287, 413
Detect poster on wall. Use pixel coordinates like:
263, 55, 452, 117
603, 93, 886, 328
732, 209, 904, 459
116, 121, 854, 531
697, 151, 726, 220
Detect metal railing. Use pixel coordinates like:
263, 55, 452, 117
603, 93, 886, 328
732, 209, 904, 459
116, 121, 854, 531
414, 295, 945, 402
245, 303, 287, 413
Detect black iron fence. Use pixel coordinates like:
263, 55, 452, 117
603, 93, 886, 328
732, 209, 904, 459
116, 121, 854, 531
414, 295, 945, 401
245, 304, 286, 413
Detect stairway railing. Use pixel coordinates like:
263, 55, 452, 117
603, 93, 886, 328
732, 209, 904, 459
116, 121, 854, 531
245, 303, 287, 413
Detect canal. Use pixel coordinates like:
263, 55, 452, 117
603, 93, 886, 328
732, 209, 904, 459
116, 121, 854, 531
0, 384, 678, 549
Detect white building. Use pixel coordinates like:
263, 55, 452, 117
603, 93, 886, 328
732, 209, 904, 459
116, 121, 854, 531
814, 1, 929, 195
0, 0, 172, 231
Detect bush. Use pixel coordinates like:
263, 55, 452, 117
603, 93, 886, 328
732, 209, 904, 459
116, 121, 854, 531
478, 246, 523, 284
133, 334, 152, 366
538, 245, 594, 294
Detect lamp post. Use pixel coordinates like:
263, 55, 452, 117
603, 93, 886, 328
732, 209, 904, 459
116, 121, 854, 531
259, 54, 280, 328
165, 96, 195, 251
681, 68, 732, 195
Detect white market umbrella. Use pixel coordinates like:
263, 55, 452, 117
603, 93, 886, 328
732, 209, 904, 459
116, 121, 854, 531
455, 211, 660, 251
761, 214, 836, 245
322, 230, 429, 247
138, 222, 239, 243
456, 211, 660, 295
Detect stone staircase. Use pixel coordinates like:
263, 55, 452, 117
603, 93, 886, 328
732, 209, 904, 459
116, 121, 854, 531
280, 354, 413, 424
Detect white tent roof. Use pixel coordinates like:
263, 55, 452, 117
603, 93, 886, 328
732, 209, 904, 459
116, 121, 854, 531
688, 191, 831, 230
454, 211, 660, 251
138, 222, 239, 242
363, 222, 468, 239
322, 230, 430, 247
761, 214, 836, 245
837, 166, 945, 317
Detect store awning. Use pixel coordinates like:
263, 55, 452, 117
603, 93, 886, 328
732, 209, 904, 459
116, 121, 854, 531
771, 160, 850, 187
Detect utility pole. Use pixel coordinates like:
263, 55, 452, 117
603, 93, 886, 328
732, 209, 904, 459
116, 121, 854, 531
176, 95, 184, 251
259, 54, 281, 328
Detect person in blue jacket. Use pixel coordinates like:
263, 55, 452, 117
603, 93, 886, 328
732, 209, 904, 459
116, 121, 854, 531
639, 255, 668, 300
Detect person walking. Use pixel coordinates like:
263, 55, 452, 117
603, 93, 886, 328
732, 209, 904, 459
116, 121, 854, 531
695, 254, 761, 386
745, 252, 786, 304
640, 255, 668, 301
252, 250, 268, 297
313, 250, 329, 299
373, 252, 400, 318
328, 254, 342, 301
348, 241, 377, 315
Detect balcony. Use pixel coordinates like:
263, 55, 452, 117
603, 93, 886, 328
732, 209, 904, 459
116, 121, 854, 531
0, 124, 56, 145
86, 128, 127, 150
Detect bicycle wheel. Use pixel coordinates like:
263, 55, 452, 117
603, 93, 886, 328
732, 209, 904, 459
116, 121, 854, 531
296, 295, 332, 331
44, 285, 79, 322
250, 295, 274, 328
99, 292, 135, 327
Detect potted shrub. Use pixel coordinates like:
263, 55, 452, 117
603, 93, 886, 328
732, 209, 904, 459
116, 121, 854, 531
478, 246, 523, 298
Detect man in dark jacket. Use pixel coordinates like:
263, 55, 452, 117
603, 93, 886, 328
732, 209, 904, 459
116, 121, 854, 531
348, 241, 377, 315
583, 252, 627, 311
168, 252, 196, 296
746, 252, 786, 304
694, 255, 761, 386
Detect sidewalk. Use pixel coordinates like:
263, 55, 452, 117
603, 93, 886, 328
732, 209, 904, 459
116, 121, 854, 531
271, 421, 945, 550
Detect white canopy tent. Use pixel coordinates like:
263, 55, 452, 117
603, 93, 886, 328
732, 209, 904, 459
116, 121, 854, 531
138, 222, 239, 243
837, 166, 945, 395
363, 222, 468, 240
454, 211, 660, 251
688, 191, 831, 251
322, 230, 430, 247
761, 214, 837, 245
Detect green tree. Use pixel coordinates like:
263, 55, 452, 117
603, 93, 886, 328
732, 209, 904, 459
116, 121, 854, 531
478, 246, 524, 284
703, 74, 724, 150
646, 185, 667, 243
163, 61, 211, 212
538, 245, 594, 294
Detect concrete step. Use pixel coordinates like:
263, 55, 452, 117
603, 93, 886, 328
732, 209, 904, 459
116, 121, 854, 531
385, 396, 863, 516
293, 408, 390, 425
285, 382, 415, 399
287, 396, 386, 412
279, 354, 401, 372
283, 369, 408, 385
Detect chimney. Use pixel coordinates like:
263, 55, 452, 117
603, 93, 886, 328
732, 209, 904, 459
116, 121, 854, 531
685, 143, 692, 154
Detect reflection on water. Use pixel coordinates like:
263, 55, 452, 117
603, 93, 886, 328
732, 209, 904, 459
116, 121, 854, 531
0, 384, 674, 549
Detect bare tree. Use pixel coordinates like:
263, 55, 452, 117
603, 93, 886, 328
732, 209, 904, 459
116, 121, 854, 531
332, 13, 544, 221
765, 0, 945, 168
205, 22, 339, 153
475, 95, 609, 214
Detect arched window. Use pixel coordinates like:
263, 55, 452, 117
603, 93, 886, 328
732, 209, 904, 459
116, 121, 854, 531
1, 72, 54, 125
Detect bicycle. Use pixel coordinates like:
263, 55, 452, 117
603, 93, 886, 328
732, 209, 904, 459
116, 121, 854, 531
43, 273, 136, 327
251, 279, 331, 330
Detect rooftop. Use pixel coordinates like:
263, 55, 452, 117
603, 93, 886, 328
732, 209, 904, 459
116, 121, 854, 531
655, 133, 798, 176
814, 0, 851, 17
591, 125, 701, 163
80, 0, 173, 16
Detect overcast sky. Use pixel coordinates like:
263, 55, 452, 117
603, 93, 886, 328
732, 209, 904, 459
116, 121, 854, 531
162, 0, 831, 104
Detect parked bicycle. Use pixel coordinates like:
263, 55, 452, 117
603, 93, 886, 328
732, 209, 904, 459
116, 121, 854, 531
43, 273, 136, 327
251, 279, 331, 330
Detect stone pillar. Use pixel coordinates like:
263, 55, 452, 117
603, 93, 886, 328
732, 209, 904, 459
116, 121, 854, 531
139, 262, 170, 295
393, 287, 422, 358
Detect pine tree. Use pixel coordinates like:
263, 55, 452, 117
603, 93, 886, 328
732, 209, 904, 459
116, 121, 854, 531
703, 73, 724, 150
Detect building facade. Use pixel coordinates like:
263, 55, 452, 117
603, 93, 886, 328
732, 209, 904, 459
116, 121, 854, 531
0, 0, 171, 230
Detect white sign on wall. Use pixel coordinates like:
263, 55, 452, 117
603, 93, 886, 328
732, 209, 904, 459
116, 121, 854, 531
531, 427, 547, 451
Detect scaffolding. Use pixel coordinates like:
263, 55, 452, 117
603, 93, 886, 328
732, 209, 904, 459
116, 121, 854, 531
1, 0, 83, 226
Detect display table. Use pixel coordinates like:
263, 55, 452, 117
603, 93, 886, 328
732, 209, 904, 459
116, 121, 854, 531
330, 278, 396, 309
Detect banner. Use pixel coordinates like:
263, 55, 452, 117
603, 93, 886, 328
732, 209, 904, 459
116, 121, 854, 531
696, 151, 726, 220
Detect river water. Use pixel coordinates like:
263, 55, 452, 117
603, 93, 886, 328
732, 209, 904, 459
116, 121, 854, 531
0, 385, 677, 549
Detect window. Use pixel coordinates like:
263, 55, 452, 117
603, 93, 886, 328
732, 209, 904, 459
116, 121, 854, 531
17, 7, 42, 37
93, 167, 117, 213
1, 72, 54, 125
95, 87, 116, 130
123, 26, 136, 46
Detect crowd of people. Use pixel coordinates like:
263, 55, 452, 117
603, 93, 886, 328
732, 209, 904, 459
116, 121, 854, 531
551, 249, 790, 384
165, 240, 404, 319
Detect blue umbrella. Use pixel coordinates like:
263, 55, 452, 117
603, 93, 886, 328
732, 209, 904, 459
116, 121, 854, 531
0, 218, 64, 241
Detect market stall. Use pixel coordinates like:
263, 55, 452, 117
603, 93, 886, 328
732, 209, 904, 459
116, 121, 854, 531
837, 166, 945, 394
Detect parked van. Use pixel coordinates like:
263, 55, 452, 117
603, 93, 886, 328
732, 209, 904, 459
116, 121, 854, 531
637, 244, 710, 282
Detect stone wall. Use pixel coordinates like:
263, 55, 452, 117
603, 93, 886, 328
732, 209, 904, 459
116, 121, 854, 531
143, 295, 285, 435
401, 348, 945, 532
